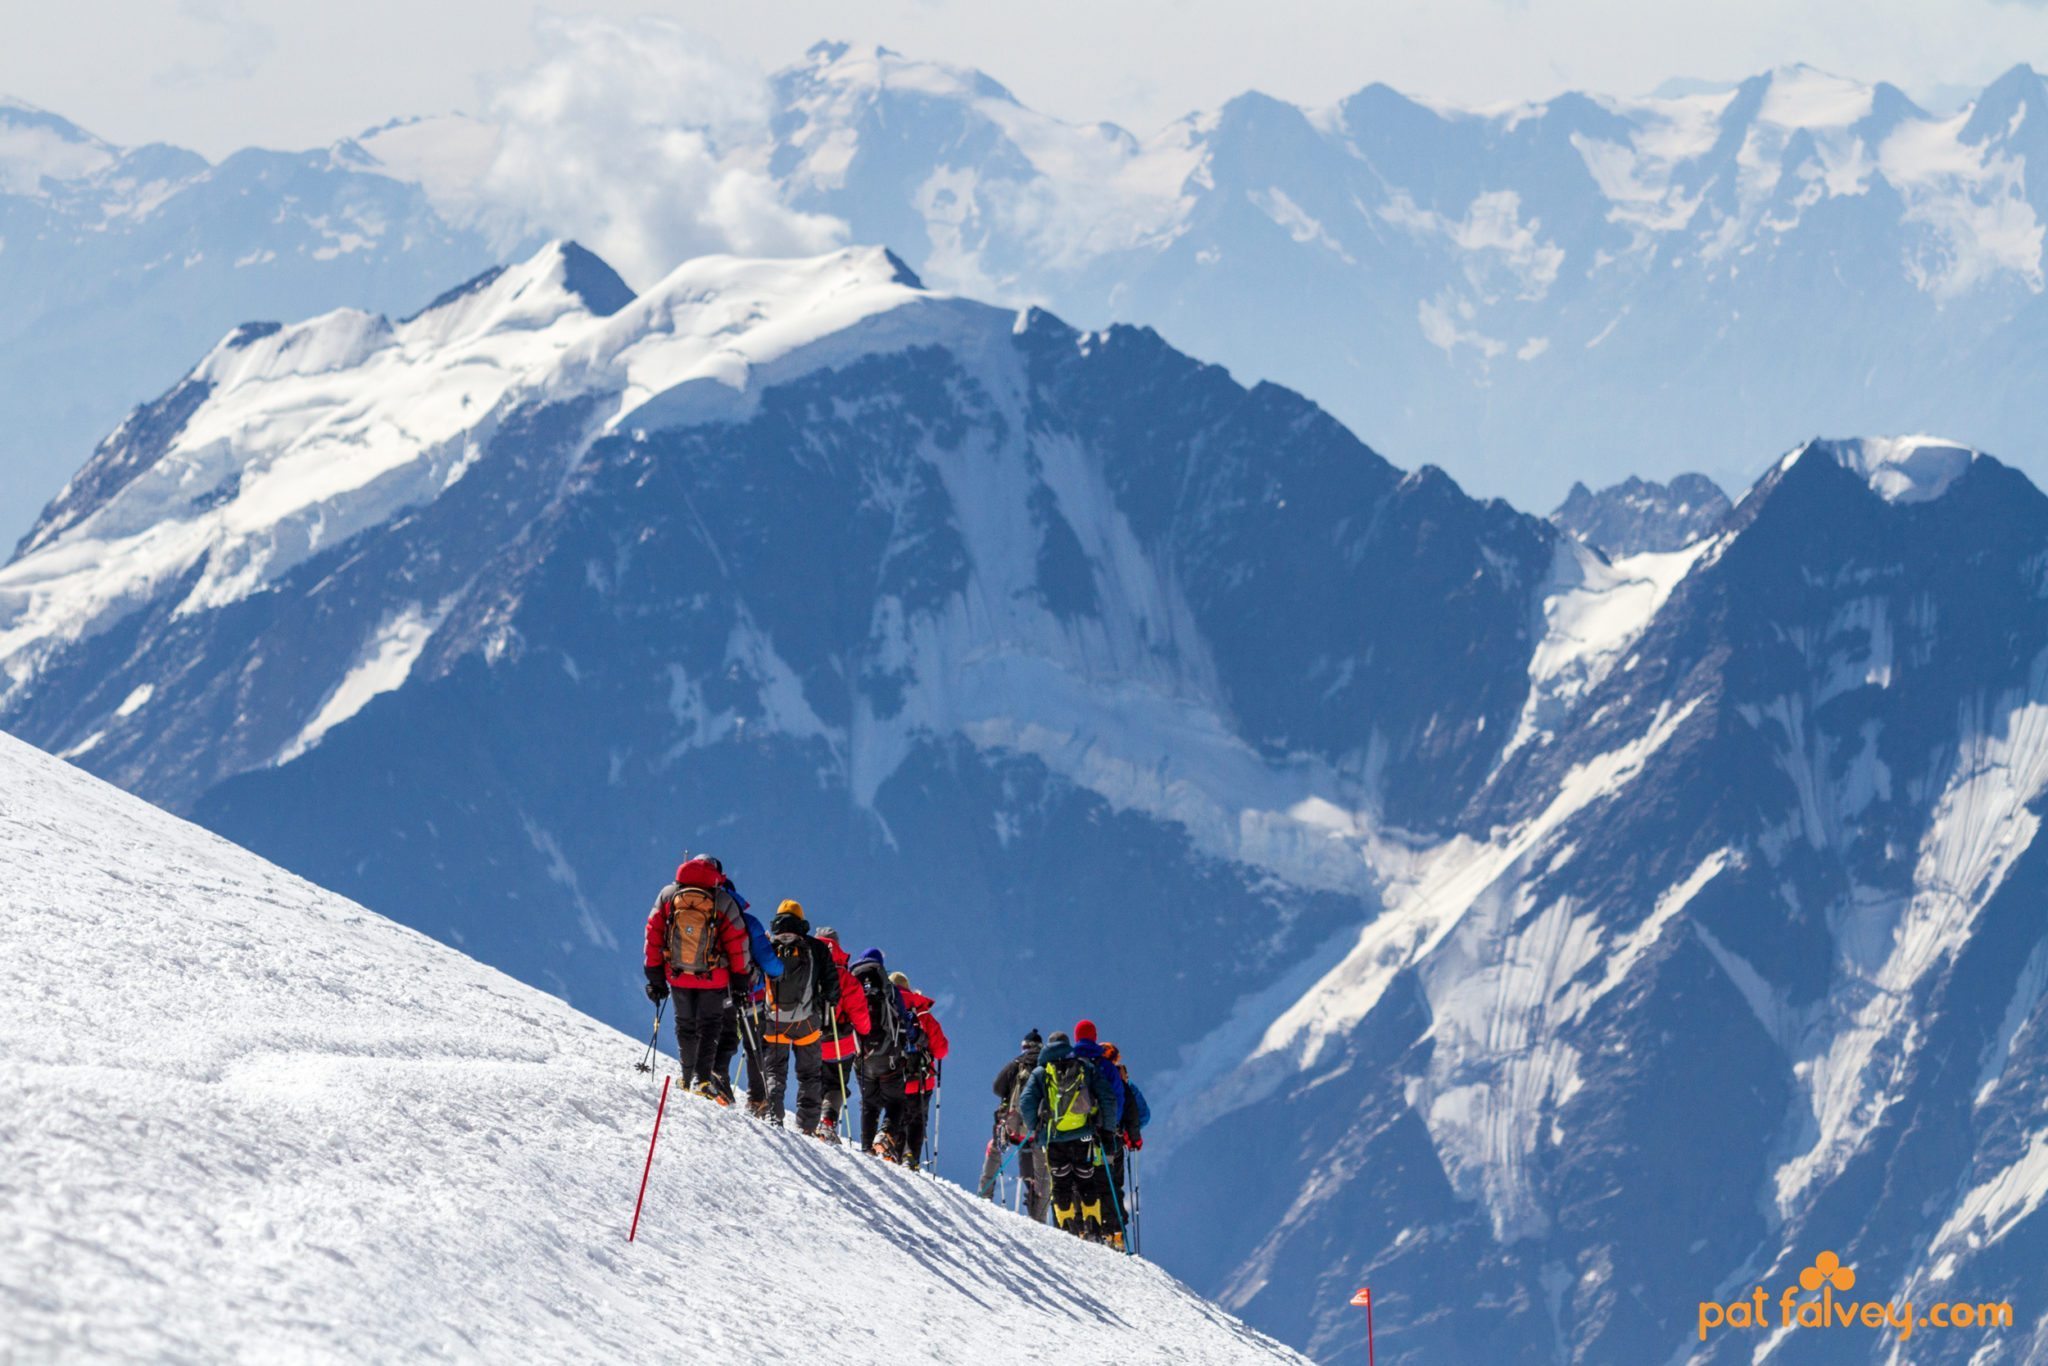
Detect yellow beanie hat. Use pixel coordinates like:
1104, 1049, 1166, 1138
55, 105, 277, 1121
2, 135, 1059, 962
777, 899, 805, 920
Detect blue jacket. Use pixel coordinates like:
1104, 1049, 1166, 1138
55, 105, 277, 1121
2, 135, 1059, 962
1074, 1039, 1126, 1129
740, 910, 781, 979
1120, 1076, 1150, 1136
1018, 1040, 1119, 1146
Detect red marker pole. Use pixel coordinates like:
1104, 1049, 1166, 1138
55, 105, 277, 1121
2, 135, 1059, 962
1350, 1287, 1375, 1366
627, 1074, 671, 1242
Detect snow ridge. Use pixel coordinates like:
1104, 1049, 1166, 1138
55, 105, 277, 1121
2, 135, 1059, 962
0, 730, 1296, 1363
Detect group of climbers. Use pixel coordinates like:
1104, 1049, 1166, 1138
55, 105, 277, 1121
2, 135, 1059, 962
979, 1019, 1149, 1247
641, 855, 948, 1166
640, 852, 1150, 1245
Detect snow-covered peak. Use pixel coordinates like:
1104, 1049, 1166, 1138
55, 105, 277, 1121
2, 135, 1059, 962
582, 244, 934, 425
1752, 63, 1880, 130
1795, 435, 1980, 503
0, 730, 1297, 1362
0, 242, 956, 687
787, 41, 1020, 107
402, 239, 635, 343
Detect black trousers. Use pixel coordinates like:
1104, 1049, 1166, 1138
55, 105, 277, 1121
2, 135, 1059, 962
900, 1091, 931, 1170
820, 1057, 855, 1123
715, 999, 768, 1103
670, 987, 724, 1085
1105, 1139, 1130, 1231
1047, 1137, 1111, 1236
762, 1036, 825, 1132
856, 1066, 904, 1150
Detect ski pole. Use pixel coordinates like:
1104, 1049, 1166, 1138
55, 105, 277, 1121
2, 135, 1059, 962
635, 999, 666, 1074
627, 1074, 671, 1242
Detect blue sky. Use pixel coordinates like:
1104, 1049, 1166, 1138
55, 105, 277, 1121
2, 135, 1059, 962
7, 0, 2046, 155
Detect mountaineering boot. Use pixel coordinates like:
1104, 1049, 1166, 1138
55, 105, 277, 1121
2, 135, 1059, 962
1053, 1203, 1078, 1231
1081, 1199, 1105, 1239
1107, 1232, 1125, 1252
747, 1097, 771, 1121
815, 1117, 839, 1143
692, 1079, 729, 1107
875, 1132, 903, 1164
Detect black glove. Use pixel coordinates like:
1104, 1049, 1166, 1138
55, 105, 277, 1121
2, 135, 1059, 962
644, 966, 670, 1003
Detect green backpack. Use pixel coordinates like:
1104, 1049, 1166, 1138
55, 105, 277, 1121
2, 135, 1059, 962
1044, 1056, 1097, 1134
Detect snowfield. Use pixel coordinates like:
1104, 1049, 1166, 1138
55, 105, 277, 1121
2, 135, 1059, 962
0, 731, 1296, 1364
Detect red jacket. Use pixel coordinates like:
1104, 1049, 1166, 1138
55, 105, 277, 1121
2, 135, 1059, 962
820, 940, 872, 1062
644, 889, 750, 991
899, 987, 949, 1094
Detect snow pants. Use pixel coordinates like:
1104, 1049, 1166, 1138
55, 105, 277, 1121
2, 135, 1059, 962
670, 986, 724, 1086
761, 1036, 824, 1133
899, 1090, 931, 1170
1047, 1137, 1112, 1238
715, 998, 768, 1104
820, 1056, 855, 1125
856, 1065, 904, 1152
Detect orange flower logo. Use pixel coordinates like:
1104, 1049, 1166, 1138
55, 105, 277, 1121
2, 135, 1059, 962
1799, 1251, 1856, 1294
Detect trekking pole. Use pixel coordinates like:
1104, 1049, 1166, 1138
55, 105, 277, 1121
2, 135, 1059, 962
829, 1007, 848, 1142
929, 1062, 943, 1169
635, 1000, 666, 1074
732, 984, 767, 1107
627, 1074, 672, 1242
1096, 1141, 1134, 1256
1130, 1152, 1141, 1255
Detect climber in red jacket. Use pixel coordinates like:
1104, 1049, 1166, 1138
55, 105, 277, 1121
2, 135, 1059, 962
643, 856, 751, 1102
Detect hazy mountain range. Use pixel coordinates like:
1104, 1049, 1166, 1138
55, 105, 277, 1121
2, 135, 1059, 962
5, 45, 2048, 541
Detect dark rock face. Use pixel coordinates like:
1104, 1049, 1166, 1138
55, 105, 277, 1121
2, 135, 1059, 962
1552, 473, 1731, 556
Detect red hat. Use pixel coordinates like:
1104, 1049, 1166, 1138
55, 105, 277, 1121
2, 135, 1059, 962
1074, 1019, 1097, 1042
675, 858, 722, 889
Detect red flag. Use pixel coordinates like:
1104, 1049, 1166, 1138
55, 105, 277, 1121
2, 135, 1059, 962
1351, 1287, 1372, 1307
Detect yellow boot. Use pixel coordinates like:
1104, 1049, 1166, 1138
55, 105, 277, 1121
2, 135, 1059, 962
1053, 1203, 1079, 1231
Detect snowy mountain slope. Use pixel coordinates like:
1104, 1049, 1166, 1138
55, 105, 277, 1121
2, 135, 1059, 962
0, 729, 1297, 1363
12, 51, 2048, 539
1155, 437, 2048, 1361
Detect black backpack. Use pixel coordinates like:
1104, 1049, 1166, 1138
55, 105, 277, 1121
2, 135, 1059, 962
853, 962, 903, 1074
767, 937, 819, 1025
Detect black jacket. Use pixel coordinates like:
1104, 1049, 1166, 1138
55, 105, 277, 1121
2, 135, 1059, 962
992, 1048, 1042, 1103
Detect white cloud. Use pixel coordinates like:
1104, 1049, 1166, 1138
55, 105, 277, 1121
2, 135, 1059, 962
475, 15, 845, 286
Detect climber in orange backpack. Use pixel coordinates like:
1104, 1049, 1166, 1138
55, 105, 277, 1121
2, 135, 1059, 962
643, 856, 754, 1102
